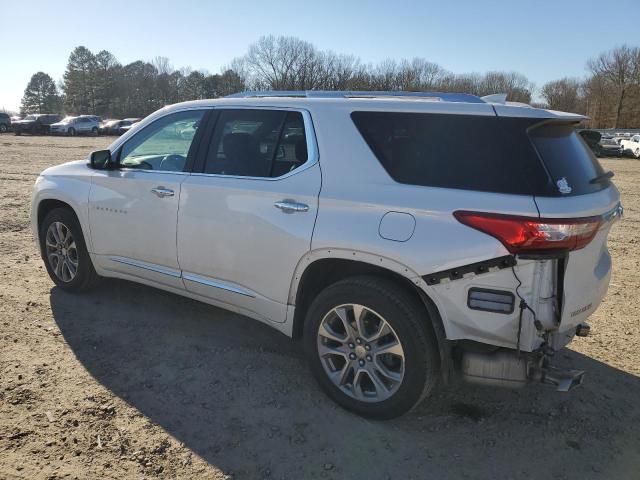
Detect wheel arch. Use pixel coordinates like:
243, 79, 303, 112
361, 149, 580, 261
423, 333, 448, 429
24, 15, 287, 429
289, 250, 452, 382
34, 196, 91, 255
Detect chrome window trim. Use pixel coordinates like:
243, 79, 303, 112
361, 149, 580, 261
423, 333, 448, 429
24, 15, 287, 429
182, 272, 256, 298
109, 256, 182, 278
191, 106, 319, 182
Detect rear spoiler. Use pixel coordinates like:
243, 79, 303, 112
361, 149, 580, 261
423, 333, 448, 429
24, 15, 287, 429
481, 93, 588, 121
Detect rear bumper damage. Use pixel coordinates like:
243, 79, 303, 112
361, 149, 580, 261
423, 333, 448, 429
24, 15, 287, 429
460, 343, 587, 392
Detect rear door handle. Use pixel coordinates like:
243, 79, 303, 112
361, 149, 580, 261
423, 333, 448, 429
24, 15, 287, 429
274, 200, 309, 213
151, 186, 174, 198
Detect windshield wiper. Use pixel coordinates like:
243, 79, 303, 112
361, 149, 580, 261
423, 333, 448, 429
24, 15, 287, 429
590, 171, 614, 184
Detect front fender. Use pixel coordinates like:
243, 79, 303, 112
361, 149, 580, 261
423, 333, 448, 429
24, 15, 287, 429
31, 173, 93, 254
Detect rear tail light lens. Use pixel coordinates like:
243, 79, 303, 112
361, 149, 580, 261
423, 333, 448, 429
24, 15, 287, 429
453, 211, 601, 253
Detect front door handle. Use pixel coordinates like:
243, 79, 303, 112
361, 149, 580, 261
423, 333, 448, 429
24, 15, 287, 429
151, 186, 174, 198
274, 200, 309, 213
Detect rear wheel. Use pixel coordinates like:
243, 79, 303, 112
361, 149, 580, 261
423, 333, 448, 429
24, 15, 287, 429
91, 127, 98, 136
0, 124, 7, 133
39, 208, 99, 292
304, 276, 440, 419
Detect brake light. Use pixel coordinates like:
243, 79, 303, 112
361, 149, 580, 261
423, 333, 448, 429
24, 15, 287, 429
453, 211, 601, 253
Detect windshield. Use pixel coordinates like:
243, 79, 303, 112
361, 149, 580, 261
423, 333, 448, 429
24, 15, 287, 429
61, 116, 76, 123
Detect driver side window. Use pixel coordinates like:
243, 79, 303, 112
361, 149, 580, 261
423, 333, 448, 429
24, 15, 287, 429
119, 110, 205, 172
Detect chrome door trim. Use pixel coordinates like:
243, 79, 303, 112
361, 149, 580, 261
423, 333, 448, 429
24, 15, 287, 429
274, 200, 309, 213
151, 186, 175, 198
190, 107, 319, 182
182, 272, 256, 298
109, 256, 182, 278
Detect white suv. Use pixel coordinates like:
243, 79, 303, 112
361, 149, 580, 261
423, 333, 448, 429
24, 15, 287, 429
31, 91, 622, 419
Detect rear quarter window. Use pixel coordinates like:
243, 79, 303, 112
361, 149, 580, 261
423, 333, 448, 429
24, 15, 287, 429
351, 112, 609, 197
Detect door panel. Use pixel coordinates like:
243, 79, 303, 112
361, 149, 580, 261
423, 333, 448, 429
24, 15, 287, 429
89, 171, 187, 289
88, 108, 208, 289
178, 164, 321, 322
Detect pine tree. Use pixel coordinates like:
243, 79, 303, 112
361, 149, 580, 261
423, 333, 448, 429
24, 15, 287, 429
20, 72, 62, 114
62, 46, 98, 114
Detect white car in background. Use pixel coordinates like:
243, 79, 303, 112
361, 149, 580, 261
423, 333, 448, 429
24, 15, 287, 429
620, 134, 640, 157
50, 115, 100, 136
30, 91, 622, 418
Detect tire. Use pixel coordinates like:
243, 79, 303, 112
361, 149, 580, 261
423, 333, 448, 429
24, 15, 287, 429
303, 276, 440, 419
91, 127, 98, 136
67, 127, 76, 137
0, 124, 7, 133
39, 207, 100, 292
635, 148, 640, 159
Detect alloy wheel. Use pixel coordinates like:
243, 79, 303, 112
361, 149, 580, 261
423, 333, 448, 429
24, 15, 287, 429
45, 221, 78, 282
317, 303, 405, 402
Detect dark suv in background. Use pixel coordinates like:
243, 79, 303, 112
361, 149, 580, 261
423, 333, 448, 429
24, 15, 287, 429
0, 113, 11, 133
13, 114, 62, 135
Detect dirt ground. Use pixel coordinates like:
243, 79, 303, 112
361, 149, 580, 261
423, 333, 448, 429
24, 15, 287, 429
0, 134, 638, 480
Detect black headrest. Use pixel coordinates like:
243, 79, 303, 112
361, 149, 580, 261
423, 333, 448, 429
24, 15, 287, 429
223, 133, 258, 160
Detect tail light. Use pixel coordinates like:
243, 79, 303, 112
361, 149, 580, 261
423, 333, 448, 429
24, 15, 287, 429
453, 211, 601, 253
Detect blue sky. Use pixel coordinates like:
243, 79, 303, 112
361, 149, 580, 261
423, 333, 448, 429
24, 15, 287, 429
1, 0, 638, 112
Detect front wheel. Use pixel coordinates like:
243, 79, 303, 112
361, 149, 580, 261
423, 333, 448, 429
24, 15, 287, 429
0, 124, 7, 133
39, 207, 100, 291
634, 148, 640, 159
67, 127, 76, 137
304, 276, 440, 419
91, 127, 98, 136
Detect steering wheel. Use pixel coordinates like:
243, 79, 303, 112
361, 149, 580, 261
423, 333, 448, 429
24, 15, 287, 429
136, 160, 153, 170
160, 154, 186, 172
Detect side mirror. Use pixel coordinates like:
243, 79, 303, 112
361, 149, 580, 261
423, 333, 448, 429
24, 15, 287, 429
89, 150, 113, 170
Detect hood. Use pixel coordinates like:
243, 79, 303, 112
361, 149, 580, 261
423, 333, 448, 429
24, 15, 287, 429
14, 119, 35, 125
50, 121, 69, 127
40, 159, 91, 177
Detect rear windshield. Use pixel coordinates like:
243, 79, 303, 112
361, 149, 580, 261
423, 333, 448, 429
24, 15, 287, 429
351, 112, 608, 197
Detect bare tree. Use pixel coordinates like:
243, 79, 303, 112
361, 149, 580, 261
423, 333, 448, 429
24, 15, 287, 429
540, 77, 583, 113
588, 45, 640, 128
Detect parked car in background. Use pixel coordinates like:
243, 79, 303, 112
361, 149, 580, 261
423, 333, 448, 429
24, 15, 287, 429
0, 112, 11, 133
98, 119, 118, 135
597, 138, 624, 157
13, 114, 62, 135
117, 118, 141, 135
99, 119, 137, 135
578, 130, 601, 156
50, 116, 100, 136
620, 135, 640, 158
31, 91, 622, 419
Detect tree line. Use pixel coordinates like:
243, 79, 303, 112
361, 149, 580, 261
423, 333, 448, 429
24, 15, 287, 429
19, 37, 640, 128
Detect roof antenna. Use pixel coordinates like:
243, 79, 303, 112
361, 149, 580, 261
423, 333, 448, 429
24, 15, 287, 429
481, 93, 508, 104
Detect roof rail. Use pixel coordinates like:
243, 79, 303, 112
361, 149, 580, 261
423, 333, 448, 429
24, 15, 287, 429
226, 90, 486, 104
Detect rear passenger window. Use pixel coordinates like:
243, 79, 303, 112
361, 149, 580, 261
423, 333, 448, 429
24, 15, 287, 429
351, 111, 553, 196
352, 112, 611, 197
204, 110, 308, 178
